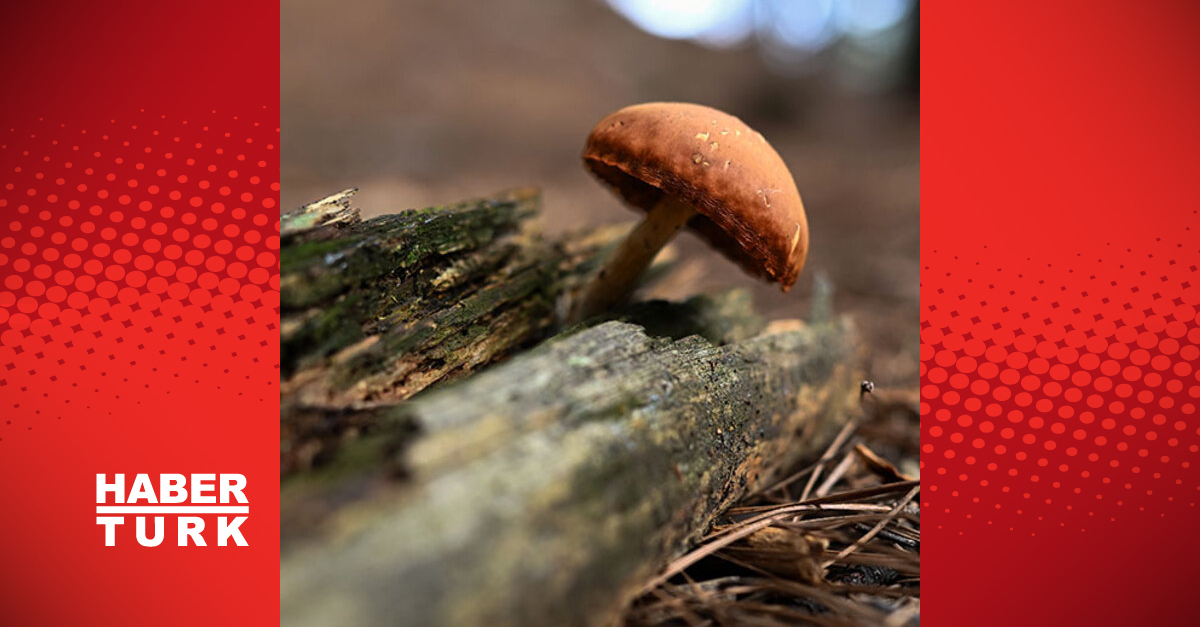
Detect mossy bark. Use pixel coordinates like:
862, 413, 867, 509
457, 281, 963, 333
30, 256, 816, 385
281, 188, 547, 383
281, 189, 657, 472
280, 313, 860, 627
279, 188, 863, 627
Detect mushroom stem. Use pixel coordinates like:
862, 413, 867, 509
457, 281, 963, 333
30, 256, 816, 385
572, 195, 697, 322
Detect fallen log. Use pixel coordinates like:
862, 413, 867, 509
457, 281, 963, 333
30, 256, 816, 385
281, 187, 556, 399
278, 188, 864, 627
280, 309, 861, 627
281, 189, 674, 473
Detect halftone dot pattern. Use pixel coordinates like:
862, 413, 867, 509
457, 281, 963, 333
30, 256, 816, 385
922, 226, 1200, 535
0, 108, 280, 443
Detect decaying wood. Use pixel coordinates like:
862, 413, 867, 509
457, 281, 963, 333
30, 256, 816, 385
279, 188, 683, 403
282, 187, 543, 391
278, 188, 865, 627
280, 187, 363, 237
281, 189, 679, 473
280, 311, 861, 627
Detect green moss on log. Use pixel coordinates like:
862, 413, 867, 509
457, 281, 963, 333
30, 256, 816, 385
280, 313, 861, 627
280, 188, 538, 312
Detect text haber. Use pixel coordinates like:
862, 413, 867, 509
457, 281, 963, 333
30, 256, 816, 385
95, 474, 251, 547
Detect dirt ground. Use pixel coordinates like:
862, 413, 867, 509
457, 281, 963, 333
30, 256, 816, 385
281, 0, 919, 387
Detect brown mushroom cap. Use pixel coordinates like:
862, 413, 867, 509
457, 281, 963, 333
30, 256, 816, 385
583, 102, 809, 290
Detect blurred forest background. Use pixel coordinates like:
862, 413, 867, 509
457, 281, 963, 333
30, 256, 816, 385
281, 0, 919, 386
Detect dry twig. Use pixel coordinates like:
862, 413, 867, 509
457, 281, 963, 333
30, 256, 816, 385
623, 386, 920, 627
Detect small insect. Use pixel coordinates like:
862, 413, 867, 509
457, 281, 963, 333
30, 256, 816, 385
860, 380, 875, 397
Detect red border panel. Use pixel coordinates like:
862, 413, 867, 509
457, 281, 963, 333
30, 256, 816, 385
924, 2, 1200, 624
0, 2, 279, 625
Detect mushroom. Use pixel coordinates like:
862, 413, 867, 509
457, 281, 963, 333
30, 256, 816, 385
573, 102, 809, 322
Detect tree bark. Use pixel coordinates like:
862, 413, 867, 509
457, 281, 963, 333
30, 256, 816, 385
280, 312, 861, 627
281, 187, 547, 390
281, 189, 671, 473
278, 189, 863, 627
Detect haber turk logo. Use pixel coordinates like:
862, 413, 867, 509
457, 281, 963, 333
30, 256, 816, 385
95, 474, 250, 547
